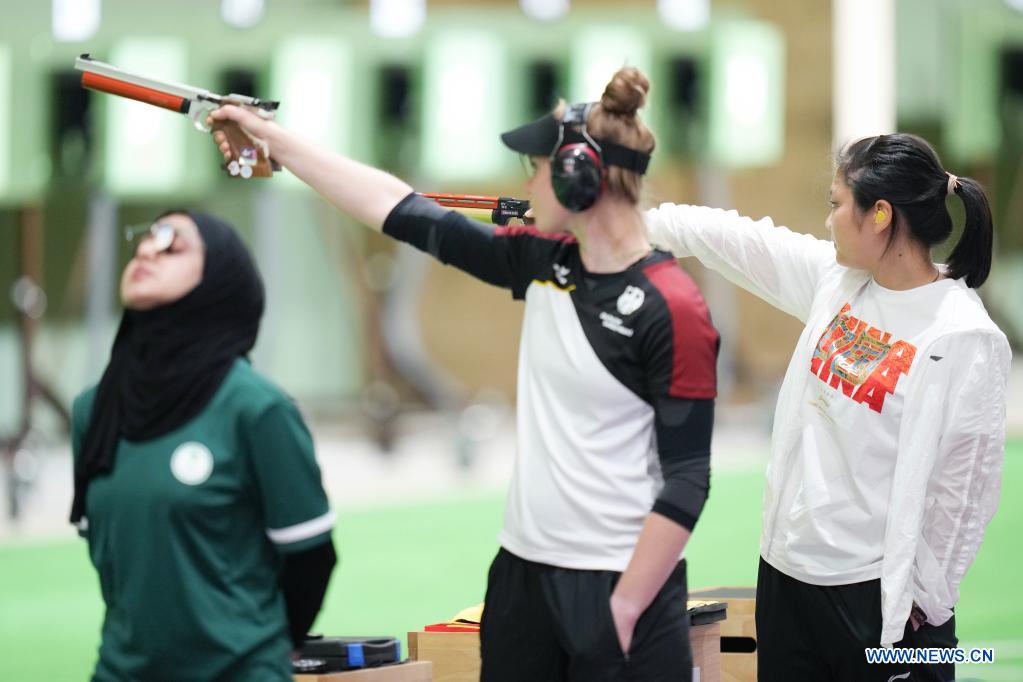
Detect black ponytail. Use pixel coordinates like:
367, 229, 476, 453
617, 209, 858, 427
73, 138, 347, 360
945, 177, 994, 287
836, 133, 995, 288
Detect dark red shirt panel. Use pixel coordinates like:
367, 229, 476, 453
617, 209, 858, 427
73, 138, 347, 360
643, 259, 719, 399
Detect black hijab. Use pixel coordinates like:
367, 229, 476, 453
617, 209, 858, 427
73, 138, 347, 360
70, 211, 265, 524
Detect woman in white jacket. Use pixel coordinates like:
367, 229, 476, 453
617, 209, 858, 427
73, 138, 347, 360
646, 133, 1010, 682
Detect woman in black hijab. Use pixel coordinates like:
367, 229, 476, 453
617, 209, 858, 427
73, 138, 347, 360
70, 211, 336, 682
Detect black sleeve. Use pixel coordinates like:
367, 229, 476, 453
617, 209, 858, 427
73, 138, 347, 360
651, 397, 713, 531
638, 264, 718, 531
382, 192, 554, 299
280, 538, 337, 647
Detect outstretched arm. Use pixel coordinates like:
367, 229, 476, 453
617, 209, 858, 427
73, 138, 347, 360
210, 106, 554, 295
645, 203, 837, 322
209, 105, 411, 232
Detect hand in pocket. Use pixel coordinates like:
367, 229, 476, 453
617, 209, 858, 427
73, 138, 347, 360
609, 593, 641, 657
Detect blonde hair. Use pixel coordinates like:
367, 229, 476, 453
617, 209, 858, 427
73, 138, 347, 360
554, 66, 655, 205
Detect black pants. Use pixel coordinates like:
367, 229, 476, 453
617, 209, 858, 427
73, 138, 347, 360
480, 548, 691, 682
756, 558, 958, 681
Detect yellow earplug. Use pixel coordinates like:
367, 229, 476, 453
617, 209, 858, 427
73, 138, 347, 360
874, 209, 887, 224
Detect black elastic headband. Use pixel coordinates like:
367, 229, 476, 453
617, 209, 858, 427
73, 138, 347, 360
597, 140, 651, 175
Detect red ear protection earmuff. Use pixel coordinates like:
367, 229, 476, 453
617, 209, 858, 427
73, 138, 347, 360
545, 101, 652, 212
550, 103, 604, 212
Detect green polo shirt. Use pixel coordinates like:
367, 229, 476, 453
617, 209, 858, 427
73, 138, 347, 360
71, 359, 334, 682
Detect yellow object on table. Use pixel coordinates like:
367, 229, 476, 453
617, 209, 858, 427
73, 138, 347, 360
450, 603, 483, 625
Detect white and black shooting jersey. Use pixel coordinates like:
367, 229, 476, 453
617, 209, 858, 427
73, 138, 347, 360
385, 194, 719, 571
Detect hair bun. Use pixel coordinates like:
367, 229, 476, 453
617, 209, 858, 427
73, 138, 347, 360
600, 67, 650, 117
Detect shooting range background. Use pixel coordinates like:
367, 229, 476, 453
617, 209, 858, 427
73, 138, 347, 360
2, 1, 1023, 680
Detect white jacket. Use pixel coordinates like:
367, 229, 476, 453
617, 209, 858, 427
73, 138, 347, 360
645, 203, 1011, 647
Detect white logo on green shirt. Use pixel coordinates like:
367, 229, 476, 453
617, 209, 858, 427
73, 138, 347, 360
170, 442, 214, 485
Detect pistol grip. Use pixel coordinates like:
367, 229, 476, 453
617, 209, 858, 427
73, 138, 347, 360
211, 120, 274, 179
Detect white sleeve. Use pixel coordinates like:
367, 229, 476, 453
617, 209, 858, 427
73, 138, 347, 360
644, 203, 838, 323
912, 332, 1011, 626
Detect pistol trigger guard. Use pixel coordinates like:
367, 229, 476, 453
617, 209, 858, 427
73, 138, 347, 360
189, 102, 217, 132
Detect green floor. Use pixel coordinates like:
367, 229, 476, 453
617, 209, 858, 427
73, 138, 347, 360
1, 444, 1020, 681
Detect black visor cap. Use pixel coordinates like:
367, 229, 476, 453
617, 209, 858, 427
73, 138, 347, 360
500, 113, 560, 156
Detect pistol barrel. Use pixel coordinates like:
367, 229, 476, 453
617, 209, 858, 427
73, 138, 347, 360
74, 54, 279, 115
75, 54, 212, 113
80, 71, 191, 113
